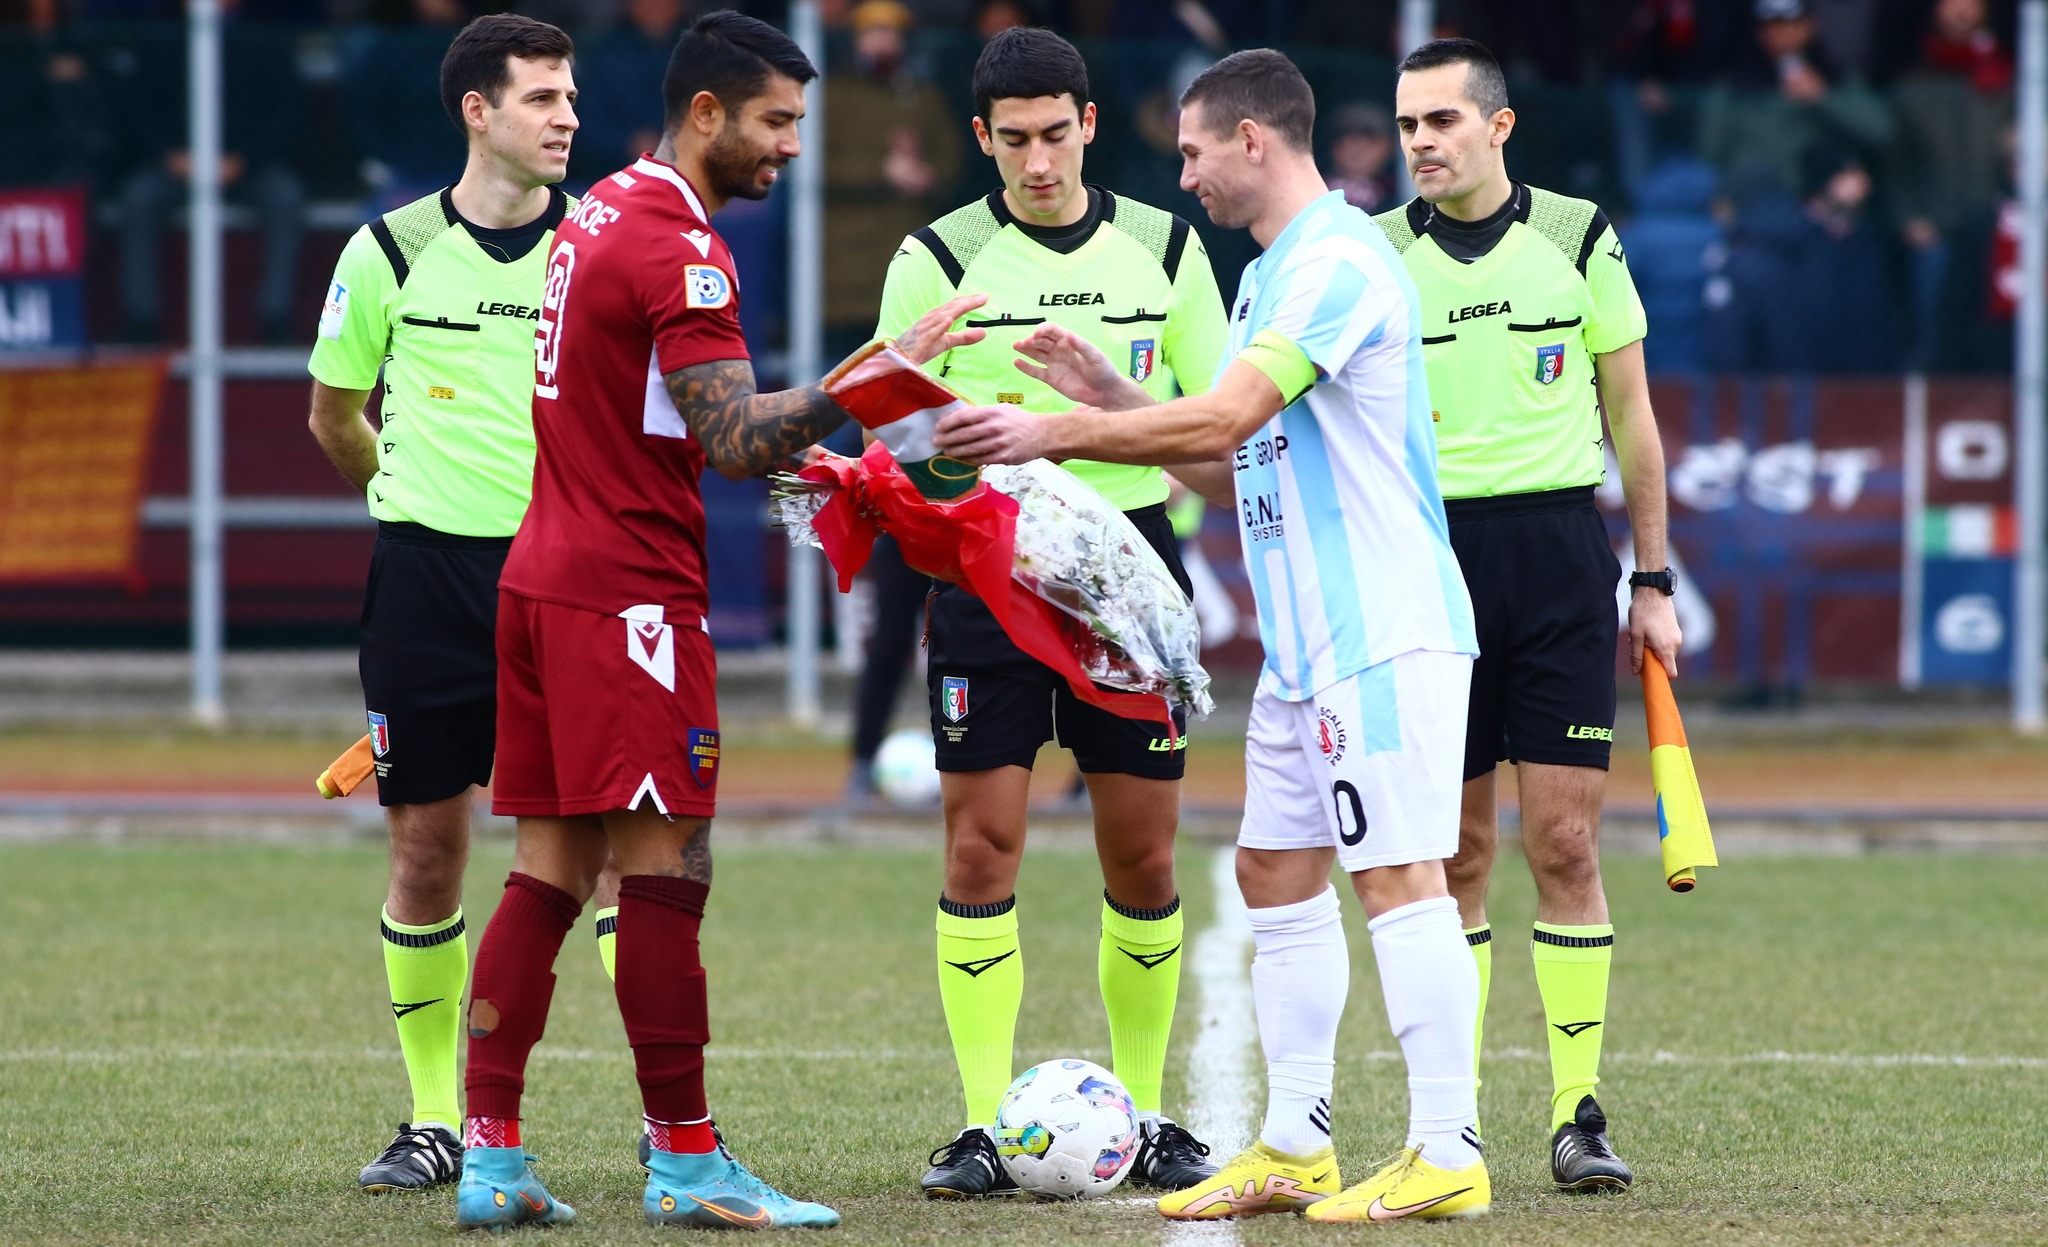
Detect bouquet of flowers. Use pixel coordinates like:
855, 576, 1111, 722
773, 342, 1211, 723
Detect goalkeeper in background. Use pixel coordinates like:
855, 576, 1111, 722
304, 13, 604, 1193
877, 27, 1229, 1199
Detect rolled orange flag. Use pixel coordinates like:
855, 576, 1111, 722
1642, 660, 1717, 891
316, 734, 376, 799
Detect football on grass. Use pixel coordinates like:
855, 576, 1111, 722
994, 1059, 1140, 1199
873, 728, 941, 807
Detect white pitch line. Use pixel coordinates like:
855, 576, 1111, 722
1162, 844, 1259, 1246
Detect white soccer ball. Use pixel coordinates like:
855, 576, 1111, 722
994, 1058, 1140, 1199
872, 728, 941, 807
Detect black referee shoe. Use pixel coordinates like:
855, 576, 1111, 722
920, 1127, 1018, 1199
359, 1122, 462, 1192
1129, 1116, 1218, 1190
1551, 1095, 1633, 1193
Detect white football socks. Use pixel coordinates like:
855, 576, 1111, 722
1368, 894, 1482, 1170
1247, 885, 1348, 1158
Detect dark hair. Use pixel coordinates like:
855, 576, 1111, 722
971, 27, 1089, 122
1395, 38, 1510, 118
439, 14, 575, 131
663, 11, 818, 129
1179, 49, 1315, 152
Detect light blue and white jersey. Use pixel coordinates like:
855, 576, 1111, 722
1225, 190, 1476, 701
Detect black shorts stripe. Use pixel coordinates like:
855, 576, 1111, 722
1532, 929, 1614, 949
382, 916, 466, 948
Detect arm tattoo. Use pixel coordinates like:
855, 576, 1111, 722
664, 359, 846, 479
678, 823, 712, 885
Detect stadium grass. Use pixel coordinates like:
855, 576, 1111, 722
1, 838, 2045, 1244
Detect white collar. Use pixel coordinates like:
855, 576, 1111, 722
631, 156, 709, 221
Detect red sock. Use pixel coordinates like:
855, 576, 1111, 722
464, 1116, 521, 1149
465, 872, 581, 1122
646, 1116, 717, 1154
616, 875, 712, 1148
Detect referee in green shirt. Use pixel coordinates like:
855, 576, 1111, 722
880, 29, 1227, 1200
305, 14, 583, 1192
1374, 39, 1682, 1194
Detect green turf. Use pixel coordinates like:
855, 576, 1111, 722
1, 839, 2044, 1244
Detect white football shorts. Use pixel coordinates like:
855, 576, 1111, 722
1237, 648, 1472, 872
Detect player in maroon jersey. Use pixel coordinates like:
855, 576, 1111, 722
453, 12, 985, 1231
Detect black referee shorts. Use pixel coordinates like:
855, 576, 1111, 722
357, 521, 510, 807
1447, 486, 1621, 782
926, 502, 1190, 780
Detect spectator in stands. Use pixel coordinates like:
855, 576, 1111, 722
344, 0, 469, 205
1791, 145, 1906, 372
10, 34, 121, 195
1697, 0, 1892, 201
1890, 0, 2013, 367
1619, 158, 1722, 373
1322, 102, 1395, 213
821, 0, 960, 360
971, 0, 1031, 39
115, 1, 308, 343
572, 0, 687, 189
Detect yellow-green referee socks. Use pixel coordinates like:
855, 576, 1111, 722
595, 906, 619, 981
1099, 892, 1183, 1115
1466, 924, 1492, 1092
1532, 921, 1614, 1128
380, 907, 467, 1131
936, 895, 1023, 1125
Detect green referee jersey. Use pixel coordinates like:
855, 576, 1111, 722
876, 186, 1227, 510
1374, 183, 1647, 500
308, 186, 572, 537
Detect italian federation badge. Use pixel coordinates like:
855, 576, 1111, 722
1535, 342, 1566, 385
942, 676, 969, 723
1129, 338, 1156, 383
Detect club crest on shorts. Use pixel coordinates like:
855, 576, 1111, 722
942, 676, 969, 723
1129, 338, 1156, 383
687, 727, 720, 788
1535, 342, 1565, 385
367, 711, 390, 757
1316, 707, 1347, 766
619, 603, 676, 692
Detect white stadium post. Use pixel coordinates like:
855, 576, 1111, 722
187, 0, 227, 727
785, 0, 826, 727
2015, 0, 2046, 733
1391, 0, 1435, 201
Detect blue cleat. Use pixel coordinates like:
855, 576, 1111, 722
456, 1145, 576, 1231
644, 1142, 841, 1230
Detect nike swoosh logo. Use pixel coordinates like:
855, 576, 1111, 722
391, 998, 443, 1020
519, 1191, 547, 1214
1553, 1021, 1602, 1038
690, 1194, 772, 1226
1119, 944, 1181, 970
945, 950, 1017, 978
1367, 1187, 1472, 1222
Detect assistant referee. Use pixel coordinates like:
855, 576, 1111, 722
306, 14, 583, 1193
1374, 38, 1682, 1194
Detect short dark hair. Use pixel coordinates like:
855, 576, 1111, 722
971, 27, 1089, 122
1179, 49, 1315, 152
663, 11, 818, 129
1396, 38, 1510, 118
439, 14, 575, 131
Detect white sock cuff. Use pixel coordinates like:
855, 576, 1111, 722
1246, 885, 1341, 936
1366, 893, 1459, 937
1268, 1059, 1337, 1097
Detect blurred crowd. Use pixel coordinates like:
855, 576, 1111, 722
0, 0, 2032, 372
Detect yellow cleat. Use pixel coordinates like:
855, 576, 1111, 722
1304, 1145, 1489, 1223
1155, 1141, 1339, 1221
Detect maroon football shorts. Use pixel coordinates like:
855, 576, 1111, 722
493, 590, 720, 818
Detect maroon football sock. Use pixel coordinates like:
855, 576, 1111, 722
616, 874, 712, 1140
464, 871, 581, 1123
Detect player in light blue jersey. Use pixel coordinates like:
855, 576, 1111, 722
936, 49, 1488, 1224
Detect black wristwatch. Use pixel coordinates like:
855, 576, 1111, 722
1629, 568, 1677, 596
